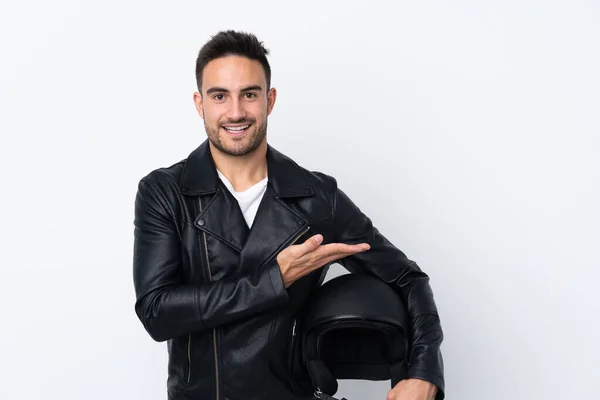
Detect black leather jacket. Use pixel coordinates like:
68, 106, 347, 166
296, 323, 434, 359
133, 140, 445, 400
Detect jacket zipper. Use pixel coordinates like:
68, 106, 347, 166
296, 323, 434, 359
286, 226, 309, 393
195, 199, 307, 398
288, 226, 310, 249
186, 333, 192, 383
287, 317, 299, 393
199, 197, 220, 400
288, 317, 297, 371
204, 231, 220, 400
286, 224, 309, 373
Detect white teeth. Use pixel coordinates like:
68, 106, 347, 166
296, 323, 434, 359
224, 125, 249, 132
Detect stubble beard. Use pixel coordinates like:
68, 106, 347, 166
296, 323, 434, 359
205, 118, 267, 157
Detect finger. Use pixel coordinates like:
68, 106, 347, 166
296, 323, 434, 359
313, 250, 364, 267
334, 242, 370, 251
318, 251, 360, 267
296, 234, 323, 255
315, 242, 370, 258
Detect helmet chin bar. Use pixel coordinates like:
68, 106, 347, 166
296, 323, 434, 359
299, 273, 412, 400
314, 387, 347, 400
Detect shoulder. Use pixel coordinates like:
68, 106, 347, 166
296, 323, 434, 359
304, 168, 339, 192
270, 146, 339, 191
282, 155, 340, 195
138, 158, 186, 193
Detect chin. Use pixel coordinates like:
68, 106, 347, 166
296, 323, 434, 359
218, 141, 259, 157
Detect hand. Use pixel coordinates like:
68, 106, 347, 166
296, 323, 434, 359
386, 378, 438, 400
276, 234, 370, 288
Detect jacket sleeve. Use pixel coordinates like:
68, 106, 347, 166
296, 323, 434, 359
133, 178, 289, 342
331, 184, 445, 399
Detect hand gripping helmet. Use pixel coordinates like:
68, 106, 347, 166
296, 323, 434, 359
300, 273, 410, 400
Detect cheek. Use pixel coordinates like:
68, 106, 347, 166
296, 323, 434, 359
249, 103, 268, 118
203, 108, 221, 125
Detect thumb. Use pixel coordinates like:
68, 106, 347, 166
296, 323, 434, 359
386, 389, 397, 400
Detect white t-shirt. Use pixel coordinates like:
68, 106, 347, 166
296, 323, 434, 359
217, 169, 268, 228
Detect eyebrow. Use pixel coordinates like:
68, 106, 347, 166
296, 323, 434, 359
206, 85, 263, 95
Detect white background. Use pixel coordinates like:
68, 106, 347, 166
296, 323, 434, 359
1, 0, 598, 399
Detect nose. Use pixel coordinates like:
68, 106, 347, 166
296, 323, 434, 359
226, 97, 246, 121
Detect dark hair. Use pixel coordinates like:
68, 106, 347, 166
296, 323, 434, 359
195, 30, 271, 92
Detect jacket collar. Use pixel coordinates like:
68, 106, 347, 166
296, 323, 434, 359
178, 139, 314, 198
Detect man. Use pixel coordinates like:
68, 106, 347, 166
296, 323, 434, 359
133, 30, 444, 400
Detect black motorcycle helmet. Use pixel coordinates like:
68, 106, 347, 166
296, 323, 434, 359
300, 273, 410, 399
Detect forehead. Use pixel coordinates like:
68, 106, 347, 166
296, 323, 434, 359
202, 55, 267, 92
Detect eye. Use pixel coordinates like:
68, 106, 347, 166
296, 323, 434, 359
213, 94, 225, 102
244, 92, 257, 99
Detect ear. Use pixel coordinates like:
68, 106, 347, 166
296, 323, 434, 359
266, 87, 277, 116
193, 91, 204, 119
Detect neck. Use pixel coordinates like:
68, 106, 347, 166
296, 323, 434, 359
209, 139, 268, 192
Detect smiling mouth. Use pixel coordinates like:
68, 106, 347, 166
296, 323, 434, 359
222, 124, 251, 134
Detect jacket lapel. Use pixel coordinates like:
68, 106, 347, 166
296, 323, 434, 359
180, 139, 315, 265
238, 184, 309, 270
179, 140, 249, 252
238, 145, 316, 268
195, 183, 250, 252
